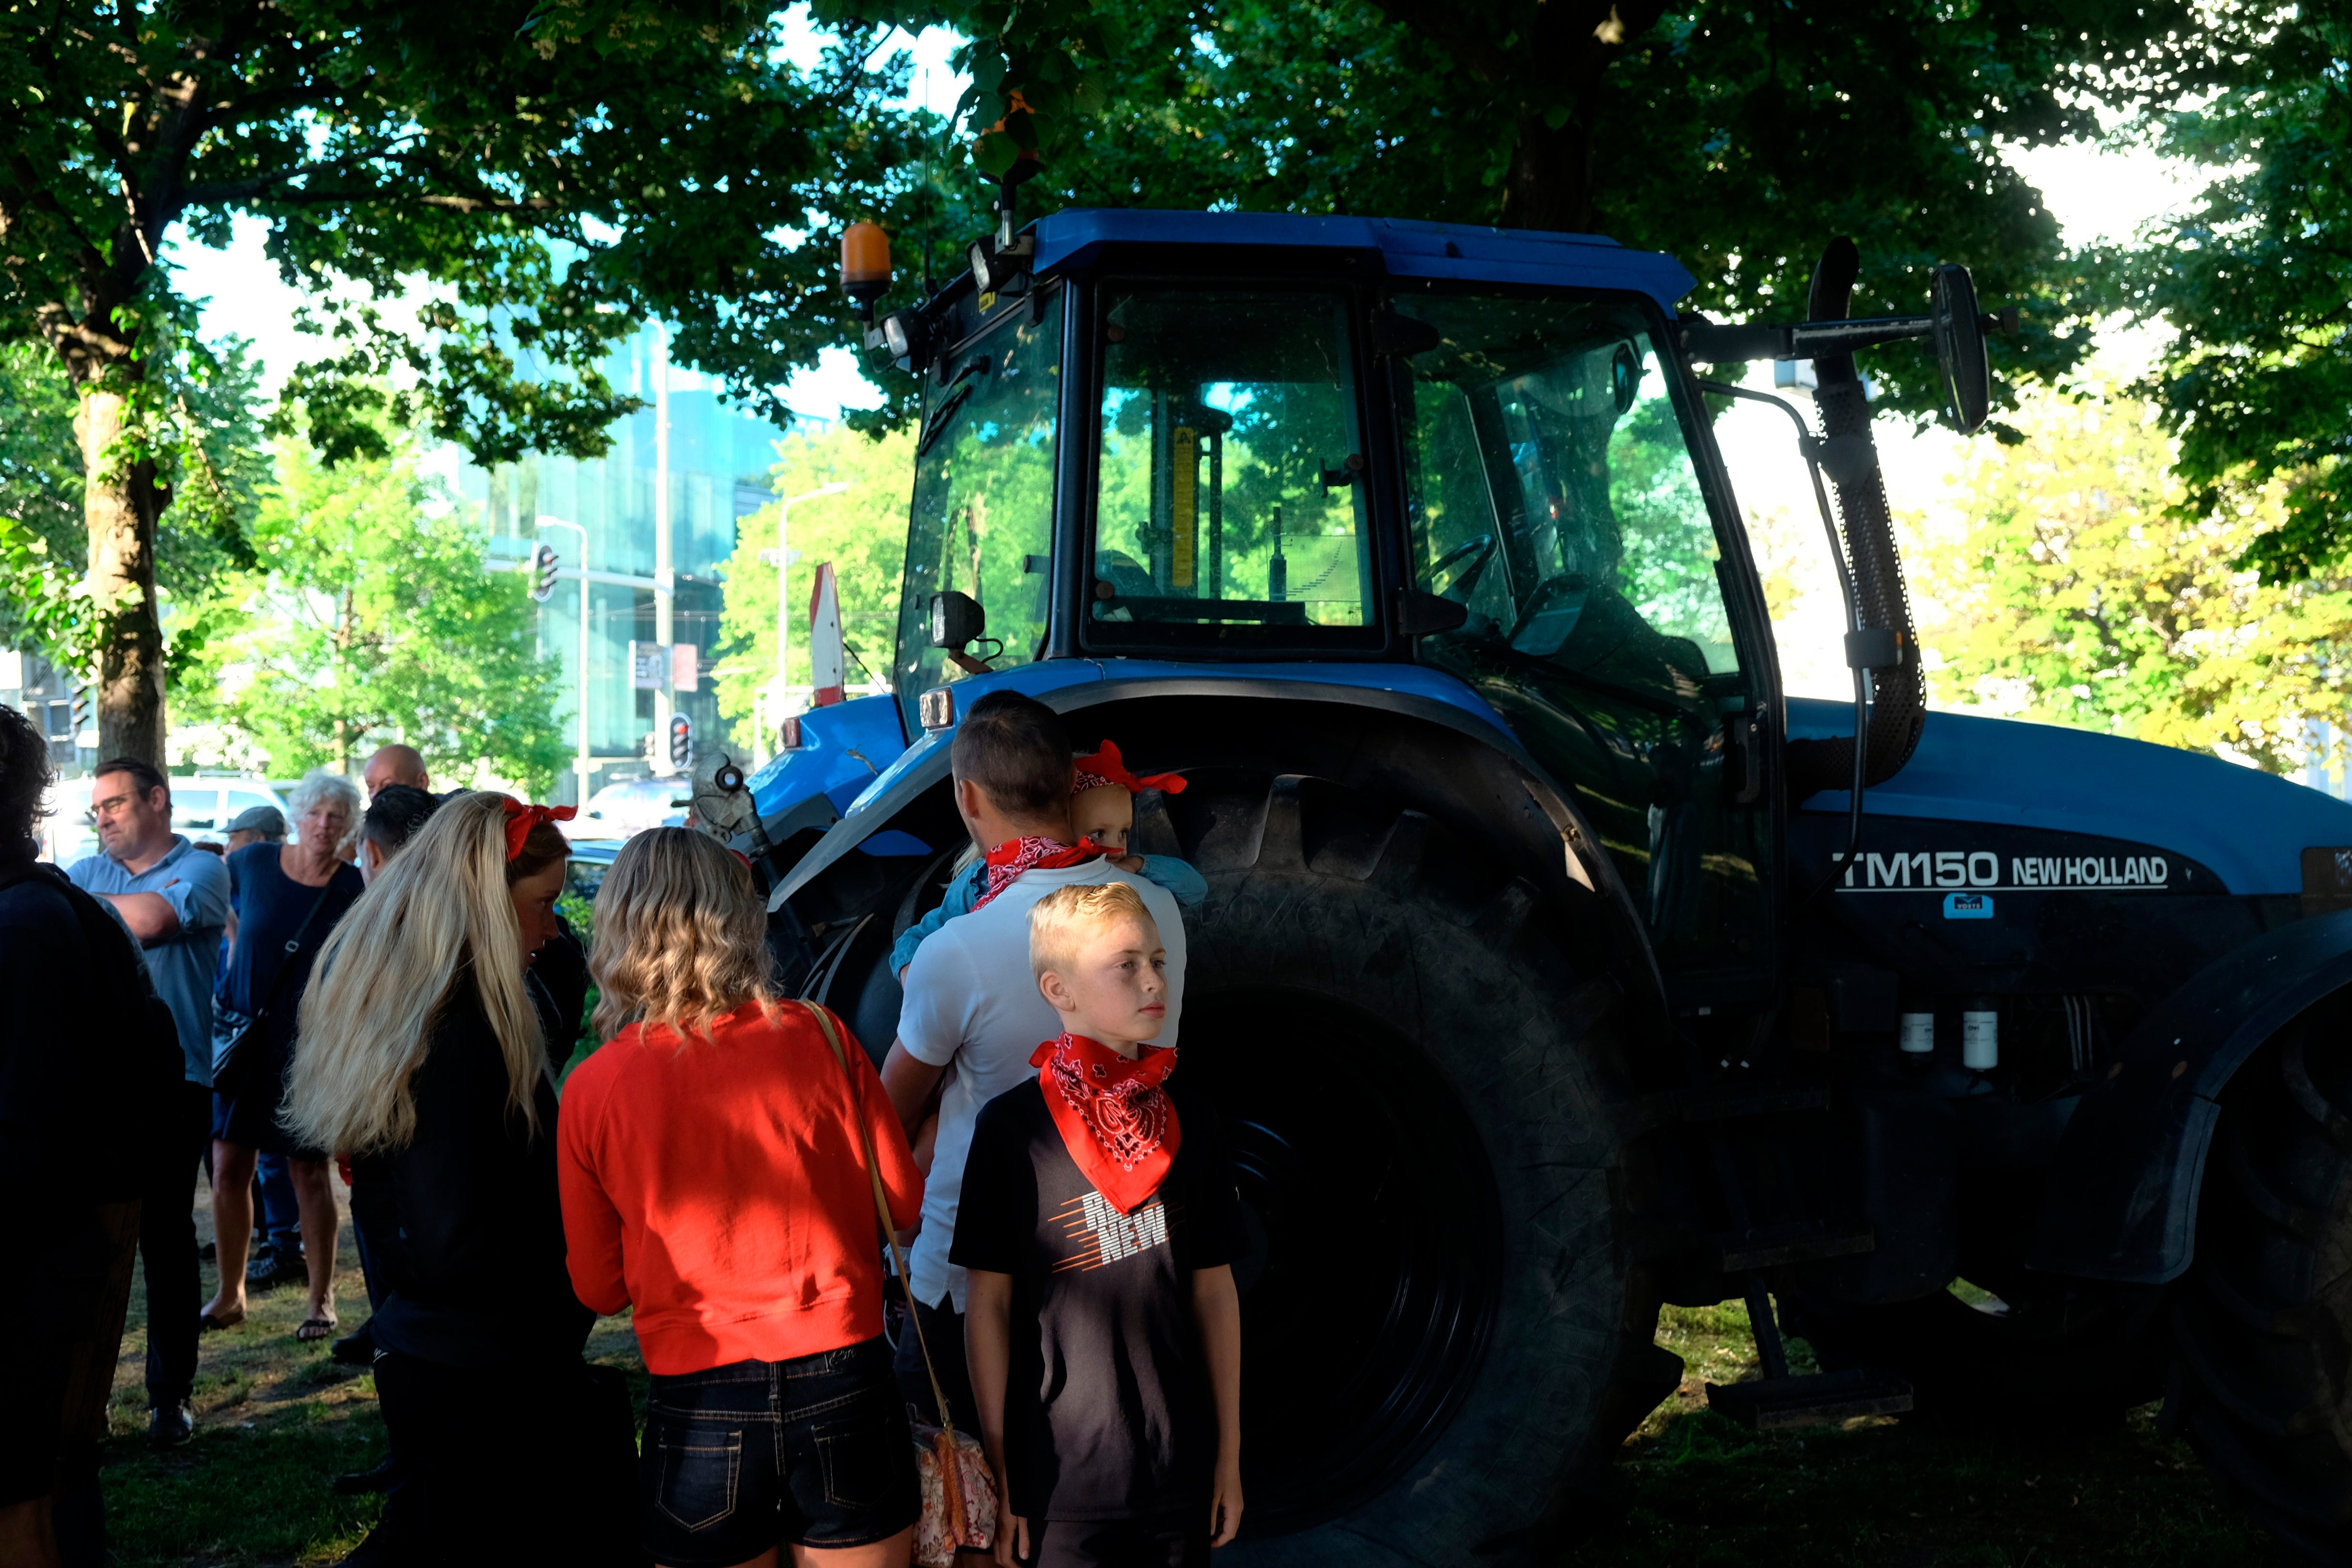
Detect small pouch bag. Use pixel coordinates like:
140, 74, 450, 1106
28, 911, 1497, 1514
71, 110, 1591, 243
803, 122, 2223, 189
802, 1002, 998, 1567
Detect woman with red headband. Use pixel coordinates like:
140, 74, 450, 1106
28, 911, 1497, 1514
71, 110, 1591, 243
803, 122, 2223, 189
887, 739, 1206, 979
286, 792, 635, 1563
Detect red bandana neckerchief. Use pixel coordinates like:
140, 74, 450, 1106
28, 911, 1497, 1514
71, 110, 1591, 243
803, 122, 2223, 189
973, 834, 1106, 911
1029, 1031, 1181, 1213
1071, 739, 1188, 798
498, 797, 577, 861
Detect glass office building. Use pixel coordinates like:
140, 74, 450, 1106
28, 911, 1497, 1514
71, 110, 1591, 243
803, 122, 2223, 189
458, 324, 790, 806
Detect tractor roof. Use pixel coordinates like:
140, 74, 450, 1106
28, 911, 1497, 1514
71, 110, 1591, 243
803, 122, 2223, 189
1029, 208, 1697, 315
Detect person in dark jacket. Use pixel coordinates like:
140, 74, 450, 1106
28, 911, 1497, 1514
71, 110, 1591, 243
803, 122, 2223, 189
284, 790, 635, 1565
0, 705, 179, 1567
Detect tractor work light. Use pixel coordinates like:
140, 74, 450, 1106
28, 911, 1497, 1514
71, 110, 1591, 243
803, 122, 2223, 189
879, 310, 926, 368
778, 714, 804, 752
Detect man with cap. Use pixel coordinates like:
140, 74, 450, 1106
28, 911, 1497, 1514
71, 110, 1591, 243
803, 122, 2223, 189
223, 805, 285, 857
211, 803, 309, 1298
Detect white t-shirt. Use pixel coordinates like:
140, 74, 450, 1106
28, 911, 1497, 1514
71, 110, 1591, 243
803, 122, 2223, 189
896, 858, 1188, 1311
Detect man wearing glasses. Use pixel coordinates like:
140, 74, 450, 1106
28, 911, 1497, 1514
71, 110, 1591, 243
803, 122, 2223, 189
66, 758, 229, 1449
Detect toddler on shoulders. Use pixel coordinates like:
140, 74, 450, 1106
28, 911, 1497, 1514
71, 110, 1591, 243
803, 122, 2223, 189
890, 739, 1204, 977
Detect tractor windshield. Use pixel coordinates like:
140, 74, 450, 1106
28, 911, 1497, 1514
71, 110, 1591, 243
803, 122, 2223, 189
894, 291, 1061, 733
1086, 287, 1381, 652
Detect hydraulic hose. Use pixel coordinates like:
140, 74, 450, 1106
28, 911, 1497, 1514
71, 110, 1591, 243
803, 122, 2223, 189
1785, 239, 1927, 800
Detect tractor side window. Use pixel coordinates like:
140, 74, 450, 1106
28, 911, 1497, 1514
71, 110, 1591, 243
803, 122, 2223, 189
1392, 295, 1741, 694
1086, 288, 1380, 652
895, 297, 1062, 733
1392, 292, 1767, 976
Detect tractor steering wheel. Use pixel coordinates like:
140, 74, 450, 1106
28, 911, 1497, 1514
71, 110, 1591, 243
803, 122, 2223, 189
1423, 533, 1498, 603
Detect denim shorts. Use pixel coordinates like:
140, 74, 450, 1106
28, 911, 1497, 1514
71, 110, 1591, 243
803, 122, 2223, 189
640, 1336, 919, 1565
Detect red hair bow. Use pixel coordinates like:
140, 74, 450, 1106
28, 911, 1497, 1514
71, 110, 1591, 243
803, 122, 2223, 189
498, 797, 577, 862
1071, 738, 1188, 797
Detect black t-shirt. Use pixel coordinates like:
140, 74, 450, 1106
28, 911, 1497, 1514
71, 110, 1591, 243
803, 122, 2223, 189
950, 1077, 1250, 1522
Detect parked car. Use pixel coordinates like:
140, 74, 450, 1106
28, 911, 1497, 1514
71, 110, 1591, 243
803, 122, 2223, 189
564, 777, 690, 841
563, 837, 619, 903
40, 774, 290, 866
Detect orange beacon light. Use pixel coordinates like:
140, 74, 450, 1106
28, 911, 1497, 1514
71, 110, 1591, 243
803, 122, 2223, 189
842, 222, 892, 320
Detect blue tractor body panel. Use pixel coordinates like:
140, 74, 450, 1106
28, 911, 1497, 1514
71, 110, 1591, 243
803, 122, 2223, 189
1030, 209, 1699, 313
1789, 696, 2352, 895
755, 659, 1531, 898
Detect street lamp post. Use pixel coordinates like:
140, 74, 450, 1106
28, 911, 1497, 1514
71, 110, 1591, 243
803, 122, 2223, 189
759, 481, 848, 724
536, 515, 591, 808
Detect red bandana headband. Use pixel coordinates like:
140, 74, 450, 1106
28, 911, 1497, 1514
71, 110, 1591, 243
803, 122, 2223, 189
498, 797, 577, 862
1071, 739, 1188, 798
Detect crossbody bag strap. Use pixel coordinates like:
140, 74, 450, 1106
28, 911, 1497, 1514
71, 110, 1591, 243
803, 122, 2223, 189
249, 875, 340, 1024
799, 999, 962, 1442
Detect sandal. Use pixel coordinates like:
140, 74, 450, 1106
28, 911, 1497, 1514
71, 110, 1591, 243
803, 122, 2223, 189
199, 1307, 244, 1332
295, 1315, 338, 1342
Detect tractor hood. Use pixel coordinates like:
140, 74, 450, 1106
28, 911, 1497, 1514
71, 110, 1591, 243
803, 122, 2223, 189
1789, 698, 2352, 897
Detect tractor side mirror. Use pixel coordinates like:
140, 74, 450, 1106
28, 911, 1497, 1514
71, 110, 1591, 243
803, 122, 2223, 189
929, 590, 986, 650
1931, 265, 1990, 436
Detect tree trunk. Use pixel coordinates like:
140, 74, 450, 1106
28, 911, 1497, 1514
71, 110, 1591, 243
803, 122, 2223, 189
77, 386, 169, 769
1499, 110, 1596, 233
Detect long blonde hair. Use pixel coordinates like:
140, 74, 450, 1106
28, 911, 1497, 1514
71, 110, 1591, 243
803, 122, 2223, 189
285, 792, 558, 1155
589, 827, 773, 1044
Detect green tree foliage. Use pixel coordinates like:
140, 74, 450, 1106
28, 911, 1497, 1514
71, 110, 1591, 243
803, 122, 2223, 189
0, 1, 939, 763
1917, 386, 2352, 774
715, 425, 917, 752
837, 0, 2229, 427
178, 414, 567, 791
2120, 10, 2352, 581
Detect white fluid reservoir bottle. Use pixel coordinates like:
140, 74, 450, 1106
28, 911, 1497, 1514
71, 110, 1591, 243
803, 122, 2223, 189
1899, 1012, 1936, 1055
1961, 1008, 1999, 1071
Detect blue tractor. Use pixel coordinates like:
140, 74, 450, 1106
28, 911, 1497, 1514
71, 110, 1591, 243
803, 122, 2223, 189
711, 205, 2352, 1562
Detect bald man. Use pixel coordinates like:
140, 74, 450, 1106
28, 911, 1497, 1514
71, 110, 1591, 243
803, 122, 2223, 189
361, 745, 429, 801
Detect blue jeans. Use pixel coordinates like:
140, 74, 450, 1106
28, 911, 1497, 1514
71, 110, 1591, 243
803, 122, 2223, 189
640, 1336, 918, 1567
255, 1152, 300, 1253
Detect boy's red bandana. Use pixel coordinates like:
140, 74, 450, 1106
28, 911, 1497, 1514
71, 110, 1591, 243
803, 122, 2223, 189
1071, 739, 1188, 798
498, 798, 576, 861
974, 834, 1105, 910
1030, 1031, 1180, 1213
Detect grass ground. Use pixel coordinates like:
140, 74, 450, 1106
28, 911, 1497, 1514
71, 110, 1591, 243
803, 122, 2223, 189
96, 1174, 644, 1568
94, 1187, 2297, 1566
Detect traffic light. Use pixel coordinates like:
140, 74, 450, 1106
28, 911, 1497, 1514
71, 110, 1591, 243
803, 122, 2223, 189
70, 684, 90, 741
531, 542, 561, 602
667, 712, 693, 771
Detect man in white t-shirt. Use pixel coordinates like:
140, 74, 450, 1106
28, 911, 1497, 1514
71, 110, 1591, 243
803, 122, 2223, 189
882, 691, 1187, 1434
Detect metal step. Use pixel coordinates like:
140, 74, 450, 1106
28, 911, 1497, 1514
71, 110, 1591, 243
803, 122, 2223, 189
1705, 1367, 1915, 1431
1708, 1220, 1876, 1272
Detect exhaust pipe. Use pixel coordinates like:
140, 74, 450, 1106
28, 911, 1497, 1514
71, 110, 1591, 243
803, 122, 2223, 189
1785, 238, 1926, 800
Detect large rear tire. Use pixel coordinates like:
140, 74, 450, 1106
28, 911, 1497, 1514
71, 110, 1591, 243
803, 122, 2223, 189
1150, 770, 1678, 1563
2172, 992, 2352, 1563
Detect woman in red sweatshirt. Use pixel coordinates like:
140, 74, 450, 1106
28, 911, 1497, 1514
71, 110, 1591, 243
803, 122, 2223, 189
557, 828, 923, 1568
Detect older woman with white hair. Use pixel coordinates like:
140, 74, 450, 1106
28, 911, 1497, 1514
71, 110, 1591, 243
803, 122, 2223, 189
201, 766, 364, 1339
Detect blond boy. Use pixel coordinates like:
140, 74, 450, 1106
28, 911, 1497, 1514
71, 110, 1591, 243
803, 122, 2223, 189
956, 882, 1244, 1568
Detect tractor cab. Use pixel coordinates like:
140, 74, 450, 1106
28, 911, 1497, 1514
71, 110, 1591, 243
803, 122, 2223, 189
864, 209, 1782, 1004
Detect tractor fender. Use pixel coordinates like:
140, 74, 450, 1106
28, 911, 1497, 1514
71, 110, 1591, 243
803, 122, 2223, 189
770, 673, 1666, 1030
2028, 907, 2352, 1283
